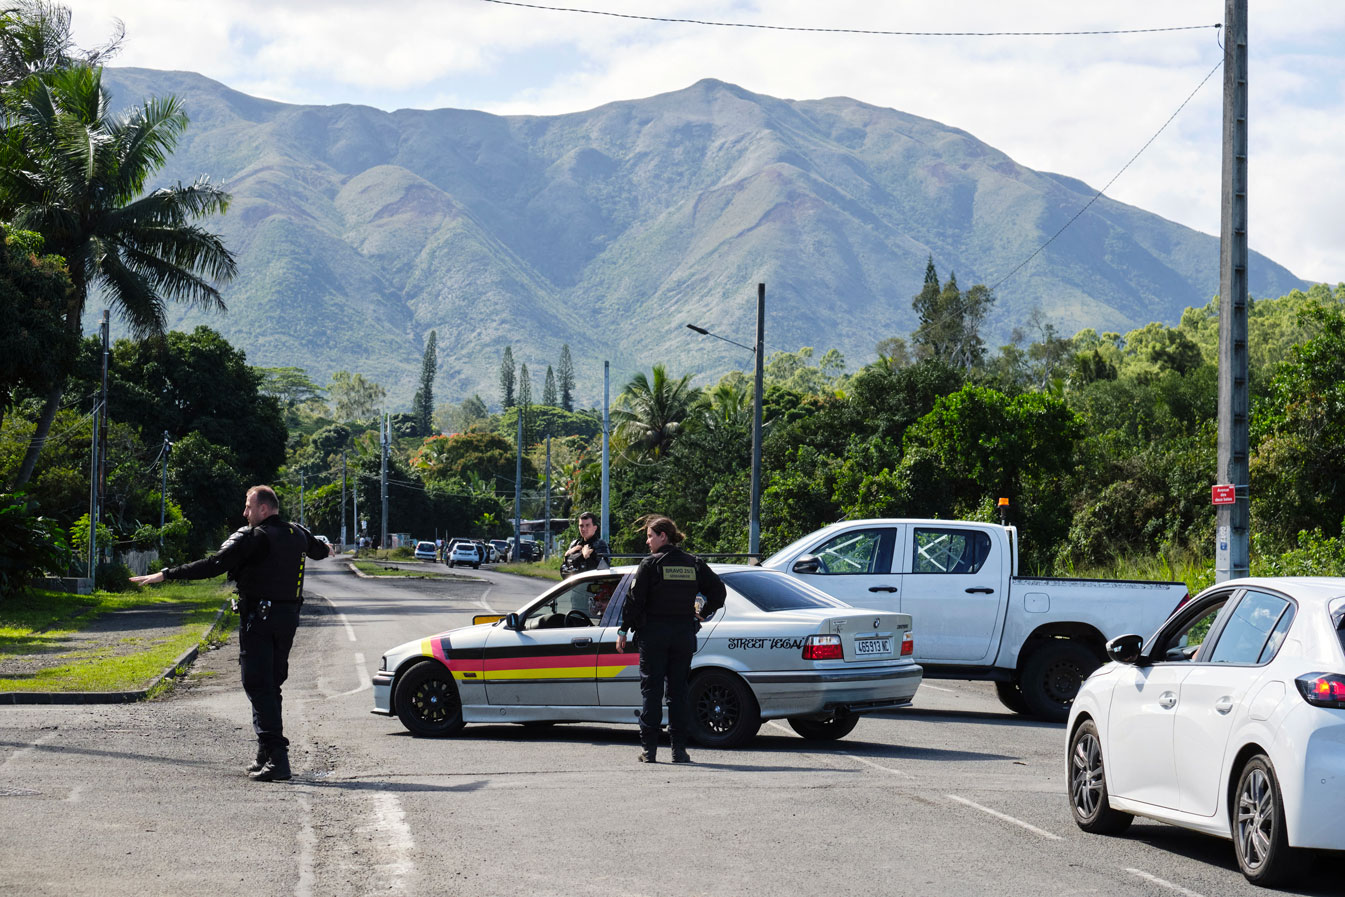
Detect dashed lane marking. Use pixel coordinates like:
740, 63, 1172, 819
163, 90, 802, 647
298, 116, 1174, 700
843, 753, 912, 778
1124, 868, 1208, 897
946, 794, 1063, 840
336, 611, 357, 643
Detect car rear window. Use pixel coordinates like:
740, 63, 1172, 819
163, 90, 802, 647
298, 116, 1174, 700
722, 571, 844, 612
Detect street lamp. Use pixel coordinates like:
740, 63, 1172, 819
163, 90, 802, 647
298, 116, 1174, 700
686, 283, 766, 559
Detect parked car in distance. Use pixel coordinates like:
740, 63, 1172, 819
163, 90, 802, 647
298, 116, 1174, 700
1067, 576, 1345, 886
448, 541, 481, 569
762, 518, 1188, 720
413, 541, 437, 561
373, 566, 922, 747
490, 539, 509, 562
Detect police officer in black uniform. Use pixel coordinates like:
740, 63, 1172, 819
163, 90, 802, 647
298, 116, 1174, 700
616, 515, 725, 763
131, 485, 333, 782
560, 511, 610, 578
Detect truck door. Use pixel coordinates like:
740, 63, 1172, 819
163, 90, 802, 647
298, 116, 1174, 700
899, 526, 1001, 662
784, 525, 902, 612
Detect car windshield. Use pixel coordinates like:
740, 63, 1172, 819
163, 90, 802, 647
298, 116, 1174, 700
722, 571, 846, 612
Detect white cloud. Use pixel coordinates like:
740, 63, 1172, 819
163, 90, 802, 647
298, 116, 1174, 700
69, 0, 1345, 282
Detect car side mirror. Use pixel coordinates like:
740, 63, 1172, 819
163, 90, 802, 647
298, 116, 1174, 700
1106, 633, 1145, 665
792, 555, 820, 574
504, 612, 522, 631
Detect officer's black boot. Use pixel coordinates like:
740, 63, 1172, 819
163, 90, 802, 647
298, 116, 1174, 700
249, 747, 291, 782
671, 741, 693, 764
245, 744, 269, 774
637, 728, 657, 763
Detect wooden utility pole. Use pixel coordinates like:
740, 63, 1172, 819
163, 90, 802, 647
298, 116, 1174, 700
1215, 0, 1249, 582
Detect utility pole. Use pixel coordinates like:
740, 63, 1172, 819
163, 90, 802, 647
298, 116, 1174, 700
340, 450, 347, 549
159, 431, 172, 551
380, 411, 389, 550
514, 408, 523, 555
601, 361, 611, 545
352, 473, 359, 549
96, 311, 110, 570
1215, 0, 1249, 583
299, 470, 306, 527
750, 283, 765, 560
544, 435, 552, 560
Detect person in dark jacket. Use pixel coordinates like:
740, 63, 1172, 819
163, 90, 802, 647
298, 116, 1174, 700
559, 511, 610, 577
131, 485, 333, 782
616, 515, 725, 763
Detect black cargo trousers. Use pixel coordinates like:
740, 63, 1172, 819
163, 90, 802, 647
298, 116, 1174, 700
637, 617, 699, 750
238, 602, 302, 752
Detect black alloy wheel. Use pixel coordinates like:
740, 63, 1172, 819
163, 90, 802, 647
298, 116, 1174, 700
689, 670, 761, 748
394, 661, 465, 737
1020, 641, 1100, 722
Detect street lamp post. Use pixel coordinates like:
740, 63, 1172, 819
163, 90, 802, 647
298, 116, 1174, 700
686, 283, 765, 559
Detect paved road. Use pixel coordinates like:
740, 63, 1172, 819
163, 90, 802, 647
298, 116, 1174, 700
1, 561, 1340, 897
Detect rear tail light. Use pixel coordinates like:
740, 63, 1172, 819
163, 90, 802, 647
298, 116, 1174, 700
1172, 592, 1191, 614
900, 632, 914, 656
803, 634, 843, 660
1295, 672, 1345, 709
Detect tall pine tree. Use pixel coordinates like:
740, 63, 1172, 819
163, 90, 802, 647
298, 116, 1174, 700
518, 363, 533, 446
411, 330, 437, 435
557, 344, 575, 412
499, 346, 516, 409
542, 364, 558, 407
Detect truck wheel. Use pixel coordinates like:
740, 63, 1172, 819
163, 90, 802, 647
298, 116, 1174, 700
1020, 641, 1099, 722
994, 681, 1031, 714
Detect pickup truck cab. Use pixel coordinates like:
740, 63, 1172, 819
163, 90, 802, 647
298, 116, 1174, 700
762, 519, 1189, 721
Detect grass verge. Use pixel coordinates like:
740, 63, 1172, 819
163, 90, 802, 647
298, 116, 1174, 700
495, 558, 564, 581
0, 581, 232, 694
350, 559, 459, 579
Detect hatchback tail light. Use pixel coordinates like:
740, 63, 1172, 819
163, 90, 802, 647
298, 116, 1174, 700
900, 632, 914, 656
803, 634, 843, 660
1295, 672, 1345, 709
1171, 592, 1191, 615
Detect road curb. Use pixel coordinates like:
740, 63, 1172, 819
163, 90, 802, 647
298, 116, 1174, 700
344, 559, 487, 582
0, 603, 232, 706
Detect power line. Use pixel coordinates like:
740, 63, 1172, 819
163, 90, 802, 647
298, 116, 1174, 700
478, 1, 1219, 37
990, 54, 1224, 292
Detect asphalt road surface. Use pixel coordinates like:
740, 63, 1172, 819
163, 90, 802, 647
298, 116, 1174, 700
2, 560, 1340, 897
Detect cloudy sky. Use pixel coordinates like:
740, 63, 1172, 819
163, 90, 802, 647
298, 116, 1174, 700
71, 0, 1344, 283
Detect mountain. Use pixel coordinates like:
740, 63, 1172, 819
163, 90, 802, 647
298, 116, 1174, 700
97, 68, 1306, 407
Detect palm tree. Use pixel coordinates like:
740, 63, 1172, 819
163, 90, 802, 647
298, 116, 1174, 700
0, 2, 121, 97
1, 64, 236, 486
612, 364, 703, 458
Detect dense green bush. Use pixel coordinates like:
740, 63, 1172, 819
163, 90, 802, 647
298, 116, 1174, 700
0, 492, 71, 598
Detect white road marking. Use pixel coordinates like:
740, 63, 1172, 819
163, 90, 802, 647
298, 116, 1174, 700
336, 611, 357, 643
295, 792, 316, 897
326, 652, 371, 698
365, 790, 415, 893
945, 794, 1063, 840
919, 683, 957, 693
64, 784, 85, 803
766, 720, 792, 735
478, 586, 496, 614
1124, 869, 1208, 897
843, 753, 912, 778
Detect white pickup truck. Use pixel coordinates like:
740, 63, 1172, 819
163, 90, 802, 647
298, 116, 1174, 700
762, 519, 1189, 721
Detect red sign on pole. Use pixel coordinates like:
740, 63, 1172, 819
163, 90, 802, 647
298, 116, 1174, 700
1212, 484, 1237, 505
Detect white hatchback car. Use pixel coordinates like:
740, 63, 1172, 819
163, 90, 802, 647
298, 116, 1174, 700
447, 541, 480, 569
1067, 577, 1345, 885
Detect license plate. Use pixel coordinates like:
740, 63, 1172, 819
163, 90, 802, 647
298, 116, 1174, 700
854, 637, 893, 657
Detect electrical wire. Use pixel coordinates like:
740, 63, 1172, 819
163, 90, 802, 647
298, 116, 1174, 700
989, 53, 1224, 291
478, 1, 1219, 38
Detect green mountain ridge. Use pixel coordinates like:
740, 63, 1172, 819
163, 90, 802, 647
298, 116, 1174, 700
93, 68, 1307, 408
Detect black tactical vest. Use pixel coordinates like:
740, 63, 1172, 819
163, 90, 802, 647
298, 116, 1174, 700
642, 547, 704, 618
234, 518, 311, 603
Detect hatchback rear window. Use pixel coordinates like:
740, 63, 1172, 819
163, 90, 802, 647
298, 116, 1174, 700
722, 571, 844, 612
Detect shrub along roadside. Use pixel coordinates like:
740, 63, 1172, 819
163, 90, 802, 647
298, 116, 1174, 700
0, 581, 232, 694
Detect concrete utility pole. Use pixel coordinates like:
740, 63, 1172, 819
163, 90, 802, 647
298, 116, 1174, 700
750, 283, 765, 560
514, 409, 523, 553
380, 411, 389, 549
299, 470, 306, 527
159, 431, 172, 550
601, 361, 611, 544
1215, 0, 1249, 583
544, 435, 552, 560
340, 451, 347, 548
